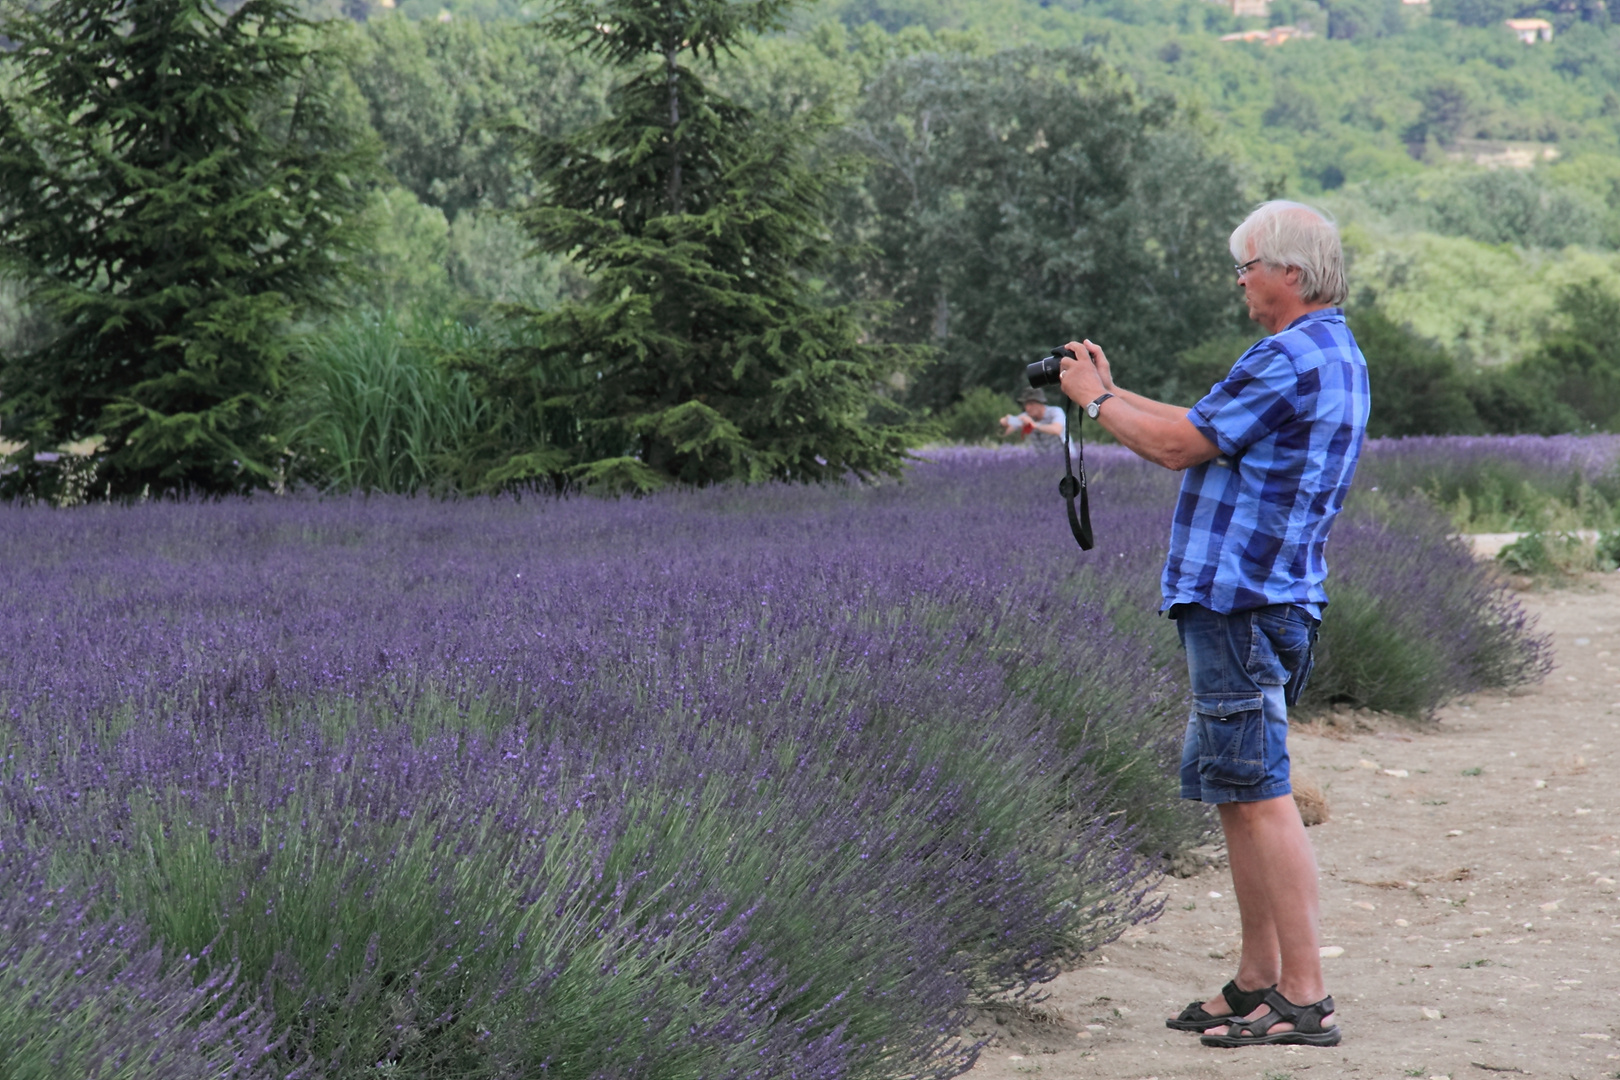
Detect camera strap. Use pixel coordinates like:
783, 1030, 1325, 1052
1059, 402, 1093, 550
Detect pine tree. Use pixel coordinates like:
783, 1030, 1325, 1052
470, 0, 919, 493
0, 0, 376, 498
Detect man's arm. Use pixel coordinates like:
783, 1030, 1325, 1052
1098, 385, 1194, 423
1078, 339, 1201, 422
1059, 340, 1220, 472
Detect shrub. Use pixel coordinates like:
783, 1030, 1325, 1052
1356, 434, 1620, 531
0, 447, 1552, 1070
1496, 530, 1612, 580
938, 386, 1020, 444
284, 311, 491, 494
1304, 496, 1552, 714
0, 859, 281, 1080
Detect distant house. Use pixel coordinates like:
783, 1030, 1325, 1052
1219, 24, 1311, 44
1231, 0, 1270, 16
1504, 17, 1554, 42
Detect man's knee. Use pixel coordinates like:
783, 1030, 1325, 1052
1218, 792, 1300, 828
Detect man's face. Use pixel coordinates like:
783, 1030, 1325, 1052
1237, 244, 1301, 329
1024, 401, 1046, 419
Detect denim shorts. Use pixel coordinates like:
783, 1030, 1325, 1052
1174, 603, 1319, 805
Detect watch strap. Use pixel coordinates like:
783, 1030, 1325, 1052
1086, 392, 1115, 418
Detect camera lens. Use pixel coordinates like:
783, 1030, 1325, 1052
1025, 347, 1070, 389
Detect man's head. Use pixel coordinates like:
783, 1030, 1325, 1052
1016, 387, 1047, 418
1229, 201, 1346, 332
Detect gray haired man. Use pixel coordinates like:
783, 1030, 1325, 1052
1057, 201, 1370, 1049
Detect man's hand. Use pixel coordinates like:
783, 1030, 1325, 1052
1075, 340, 1116, 392
1058, 342, 1106, 408
1053, 335, 1221, 471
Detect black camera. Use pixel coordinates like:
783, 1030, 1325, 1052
1025, 345, 1075, 389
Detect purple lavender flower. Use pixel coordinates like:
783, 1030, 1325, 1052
0, 438, 1555, 1075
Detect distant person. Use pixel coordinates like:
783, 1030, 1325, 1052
998, 387, 1066, 450
1057, 200, 1368, 1049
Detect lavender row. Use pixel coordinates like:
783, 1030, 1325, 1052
0, 444, 1551, 1076
1354, 434, 1620, 530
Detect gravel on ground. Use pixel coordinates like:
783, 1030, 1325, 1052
966, 572, 1620, 1080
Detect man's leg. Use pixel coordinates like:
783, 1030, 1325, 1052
1175, 603, 1331, 1033
1206, 793, 1332, 1036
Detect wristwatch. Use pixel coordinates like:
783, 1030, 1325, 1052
1085, 392, 1115, 419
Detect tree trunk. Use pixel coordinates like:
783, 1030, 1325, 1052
664, 43, 682, 215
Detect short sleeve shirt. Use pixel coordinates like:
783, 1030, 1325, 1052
1022, 406, 1065, 449
1160, 308, 1370, 618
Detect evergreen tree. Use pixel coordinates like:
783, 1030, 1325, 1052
0, 0, 376, 498
469, 0, 920, 493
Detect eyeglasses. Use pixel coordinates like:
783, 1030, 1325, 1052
1234, 258, 1264, 280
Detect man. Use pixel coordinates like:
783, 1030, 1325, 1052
1057, 200, 1369, 1049
998, 387, 1066, 449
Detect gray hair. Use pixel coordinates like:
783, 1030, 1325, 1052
1229, 200, 1347, 305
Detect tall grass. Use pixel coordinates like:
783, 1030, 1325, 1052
286, 311, 489, 494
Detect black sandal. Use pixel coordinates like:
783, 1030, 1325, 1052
1165, 979, 1274, 1032
1199, 988, 1340, 1047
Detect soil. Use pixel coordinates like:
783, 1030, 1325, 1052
967, 571, 1620, 1080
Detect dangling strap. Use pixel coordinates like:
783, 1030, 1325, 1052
1059, 401, 1093, 550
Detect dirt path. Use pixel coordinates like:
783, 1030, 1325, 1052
969, 572, 1620, 1080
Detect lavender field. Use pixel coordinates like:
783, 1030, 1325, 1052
0, 442, 1567, 1078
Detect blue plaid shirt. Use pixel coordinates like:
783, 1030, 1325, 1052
1161, 307, 1370, 618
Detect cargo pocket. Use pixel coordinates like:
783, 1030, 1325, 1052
1194, 692, 1267, 788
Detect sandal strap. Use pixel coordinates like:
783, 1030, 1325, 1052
1225, 990, 1336, 1039
1221, 979, 1272, 1017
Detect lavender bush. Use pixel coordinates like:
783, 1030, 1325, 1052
0, 857, 282, 1079
1356, 434, 1620, 531
0, 443, 1550, 1076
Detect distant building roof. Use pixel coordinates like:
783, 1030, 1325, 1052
1505, 17, 1554, 42
1219, 24, 1312, 45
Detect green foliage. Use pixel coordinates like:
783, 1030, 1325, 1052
466, 0, 922, 491
448, 209, 588, 309
0, 0, 377, 498
1163, 329, 1261, 406
843, 46, 1249, 408
0, 276, 50, 365
1343, 229, 1620, 367
1348, 168, 1608, 248
1597, 528, 1620, 568
283, 311, 490, 493
1298, 581, 1445, 715
1325, 0, 1404, 41
1348, 307, 1484, 437
356, 186, 458, 312
1496, 529, 1606, 578
1520, 278, 1620, 430
938, 385, 1017, 442
344, 14, 610, 219
1430, 0, 1516, 28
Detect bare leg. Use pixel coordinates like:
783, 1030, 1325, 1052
1192, 810, 1280, 1016
1204, 794, 1333, 1036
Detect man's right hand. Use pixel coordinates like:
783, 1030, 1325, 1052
1078, 340, 1116, 392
